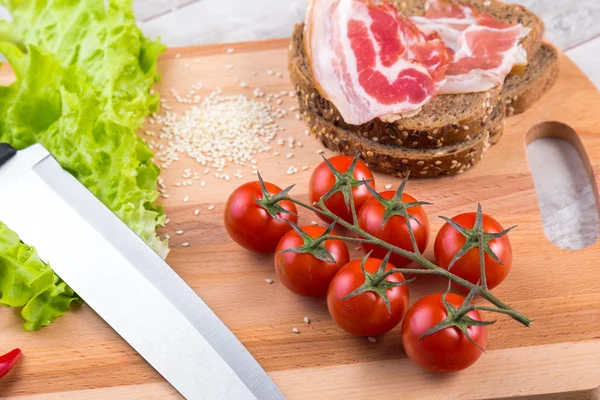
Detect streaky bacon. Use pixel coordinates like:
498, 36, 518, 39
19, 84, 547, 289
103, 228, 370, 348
305, 0, 449, 125
411, 0, 530, 94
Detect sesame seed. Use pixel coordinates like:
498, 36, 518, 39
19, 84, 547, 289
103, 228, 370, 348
292, 328, 300, 334
368, 336, 377, 343
165, 218, 171, 225
200, 181, 206, 187
301, 166, 309, 171
273, 151, 280, 156
226, 48, 235, 54
286, 153, 294, 159
354, 246, 361, 251
208, 205, 215, 211
311, 221, 318, 226
317, 149, 324, 155
385, 184, 392, 190
175, 53, 181, 59
182, 242, 190, 247
164, 234, 170, 240
183, 196, 190, 203
176, 230, 184, 235
463, 126, 470, 130
266, 279, 273, 284
304, 317, 310, 324
240, 81, 248, 88
161, 194, 170, 199
225, 64, 233, 70
267, 69, 274, 75
194, 209, 200, 216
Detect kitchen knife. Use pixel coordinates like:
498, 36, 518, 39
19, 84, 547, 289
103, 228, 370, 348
0, 143, 285, 400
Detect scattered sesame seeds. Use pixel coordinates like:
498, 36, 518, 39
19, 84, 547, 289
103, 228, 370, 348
286, 153, 294, 159
273, 151, 280, 156
183, 196, 190, 203
292, 327, 300, 334
182, 242, 190, 247
226, 48, 235, 54
161, 194, 170, 199
385, 184, 393, 190
301, 166, 309, 171
176, 230, 184, 235
266, 279, 273, 284
240, 81, 248, 88
153, 90, 280, 171
368, 336, 377, 343
354, 246, 361, 251
317, 149, 324, 155
164, 234, 170, 240
194, 209, 200, 216
267, 69, 274, 75
311, 221, 318, 226
208, 205, 215, 211
304, 317, 310, 324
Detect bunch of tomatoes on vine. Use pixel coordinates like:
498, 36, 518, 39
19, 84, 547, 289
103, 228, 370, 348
224, 154, 529, 372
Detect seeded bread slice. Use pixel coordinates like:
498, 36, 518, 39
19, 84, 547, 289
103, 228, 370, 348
488, 100, 506, 145
306, 111, 491, 178
392, 0, 544, 63
290, 24, 498, 150
501, 43, 559, 116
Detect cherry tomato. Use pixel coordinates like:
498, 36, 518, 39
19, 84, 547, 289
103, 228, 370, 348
434, 212, 512, 290
357, 191, 430, 267
275, 226, 350, 297
309, 156, 375, 224
327, 257, 409, 337
401, 293, 487, 372
224, 181, 297, 253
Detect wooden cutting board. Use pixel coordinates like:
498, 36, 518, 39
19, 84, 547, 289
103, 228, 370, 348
1, 38, 600, 400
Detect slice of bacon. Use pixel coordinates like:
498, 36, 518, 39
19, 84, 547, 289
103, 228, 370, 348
304, 0, 449, 125
411, 0, 530, 94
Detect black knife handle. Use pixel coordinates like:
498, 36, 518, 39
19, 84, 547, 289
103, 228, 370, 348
0, 143, 17, 168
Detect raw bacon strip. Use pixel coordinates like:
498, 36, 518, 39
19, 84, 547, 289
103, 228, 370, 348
305, 0, 449, 125
411, 0, 530, 94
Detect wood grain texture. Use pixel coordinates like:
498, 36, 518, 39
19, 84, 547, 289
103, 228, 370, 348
1, 39, 600, 399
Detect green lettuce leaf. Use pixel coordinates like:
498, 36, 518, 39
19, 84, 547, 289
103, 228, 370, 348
0, 0, 165, 130
0, 221, 82, 331
0, 0, 167, 330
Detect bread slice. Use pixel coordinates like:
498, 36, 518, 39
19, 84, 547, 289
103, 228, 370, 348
306, 111, 491, 178
488, 99, 506, 145
393, 0, 544, 63
290, 24, 498, 150
501, 43, 559, 116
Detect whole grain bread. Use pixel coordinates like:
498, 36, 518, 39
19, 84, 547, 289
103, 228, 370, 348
502, 43, 559, 116
392, 0, 544, 63
306, 111, 491, 178
290, 24, 498, 150
488, 100, 506, 145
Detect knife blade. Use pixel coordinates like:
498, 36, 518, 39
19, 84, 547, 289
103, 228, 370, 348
0, 144, 284, 400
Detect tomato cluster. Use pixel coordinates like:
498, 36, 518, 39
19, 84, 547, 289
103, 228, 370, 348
224, 156, 514, 373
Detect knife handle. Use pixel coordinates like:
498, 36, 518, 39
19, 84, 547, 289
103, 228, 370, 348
0, 143, 17, 168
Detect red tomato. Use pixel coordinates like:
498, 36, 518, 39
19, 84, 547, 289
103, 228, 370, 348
357, 191, 430, 267
309, 156, 375, 224
275, 226, 350, 297
327, 257, 409, 337
401, 293, 487, 372
434, 212, 512, 290
224, 181, 298, 253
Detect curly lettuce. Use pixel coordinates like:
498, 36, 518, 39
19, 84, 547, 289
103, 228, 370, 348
0, 221, 82, 331
0, 0, 167, 330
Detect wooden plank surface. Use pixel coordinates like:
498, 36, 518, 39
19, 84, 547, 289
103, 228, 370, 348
1, 38, 600, 399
